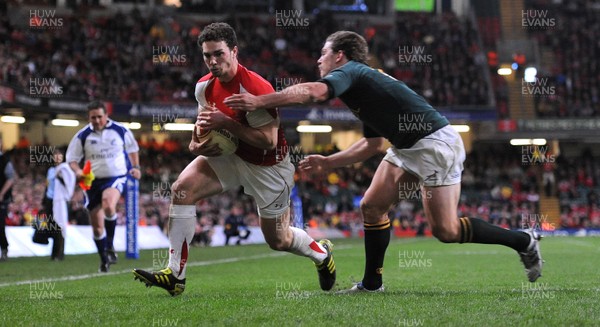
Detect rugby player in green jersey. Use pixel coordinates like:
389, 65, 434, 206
225, 31, 542, 292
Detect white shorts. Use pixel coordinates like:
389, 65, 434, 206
206, 154, 295, 218
384, 125, 465, 187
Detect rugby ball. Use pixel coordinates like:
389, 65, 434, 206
196, 126, 238, 155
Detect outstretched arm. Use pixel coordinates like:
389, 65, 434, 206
224, 82, 330, 111
299, 137, 385, 174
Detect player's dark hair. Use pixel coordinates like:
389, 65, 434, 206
325, 31, 368, 64
87, 101, 105, 113
197, 22, 238, 50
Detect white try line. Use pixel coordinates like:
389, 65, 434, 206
0, 244, 358, 288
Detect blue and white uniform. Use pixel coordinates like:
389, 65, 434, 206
66, 119, 139, 210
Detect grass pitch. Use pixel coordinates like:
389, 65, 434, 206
0, 236, 598, 326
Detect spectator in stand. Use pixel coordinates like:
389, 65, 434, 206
542, 160, 556, 197
16, 136, 30, 150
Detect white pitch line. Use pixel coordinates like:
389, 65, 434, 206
0, 244, 358, 288
0, 252, 287, 288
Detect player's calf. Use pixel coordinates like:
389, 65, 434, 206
431, 224, 461, 243
264, 237, 291, 251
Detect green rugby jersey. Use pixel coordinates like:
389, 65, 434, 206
319, 61, 449, 149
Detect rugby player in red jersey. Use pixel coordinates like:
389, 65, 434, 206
133, 22, 335, 296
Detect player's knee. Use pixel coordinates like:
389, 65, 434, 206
360, 200, 387, 223
171, 179, 184, 194
265, 238, 288, 251
93, 226, 103, 238
171, 179, 191, 200
102, 205, 115, 217
101, 198, 113, 211
432, 225, 460, 243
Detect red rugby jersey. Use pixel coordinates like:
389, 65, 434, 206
195, 64, 288, 166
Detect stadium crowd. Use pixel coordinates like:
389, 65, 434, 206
1, 8, 489, 108
555, 148, 600, 228
6, 139, 600, 245
525, 0, 600, 117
